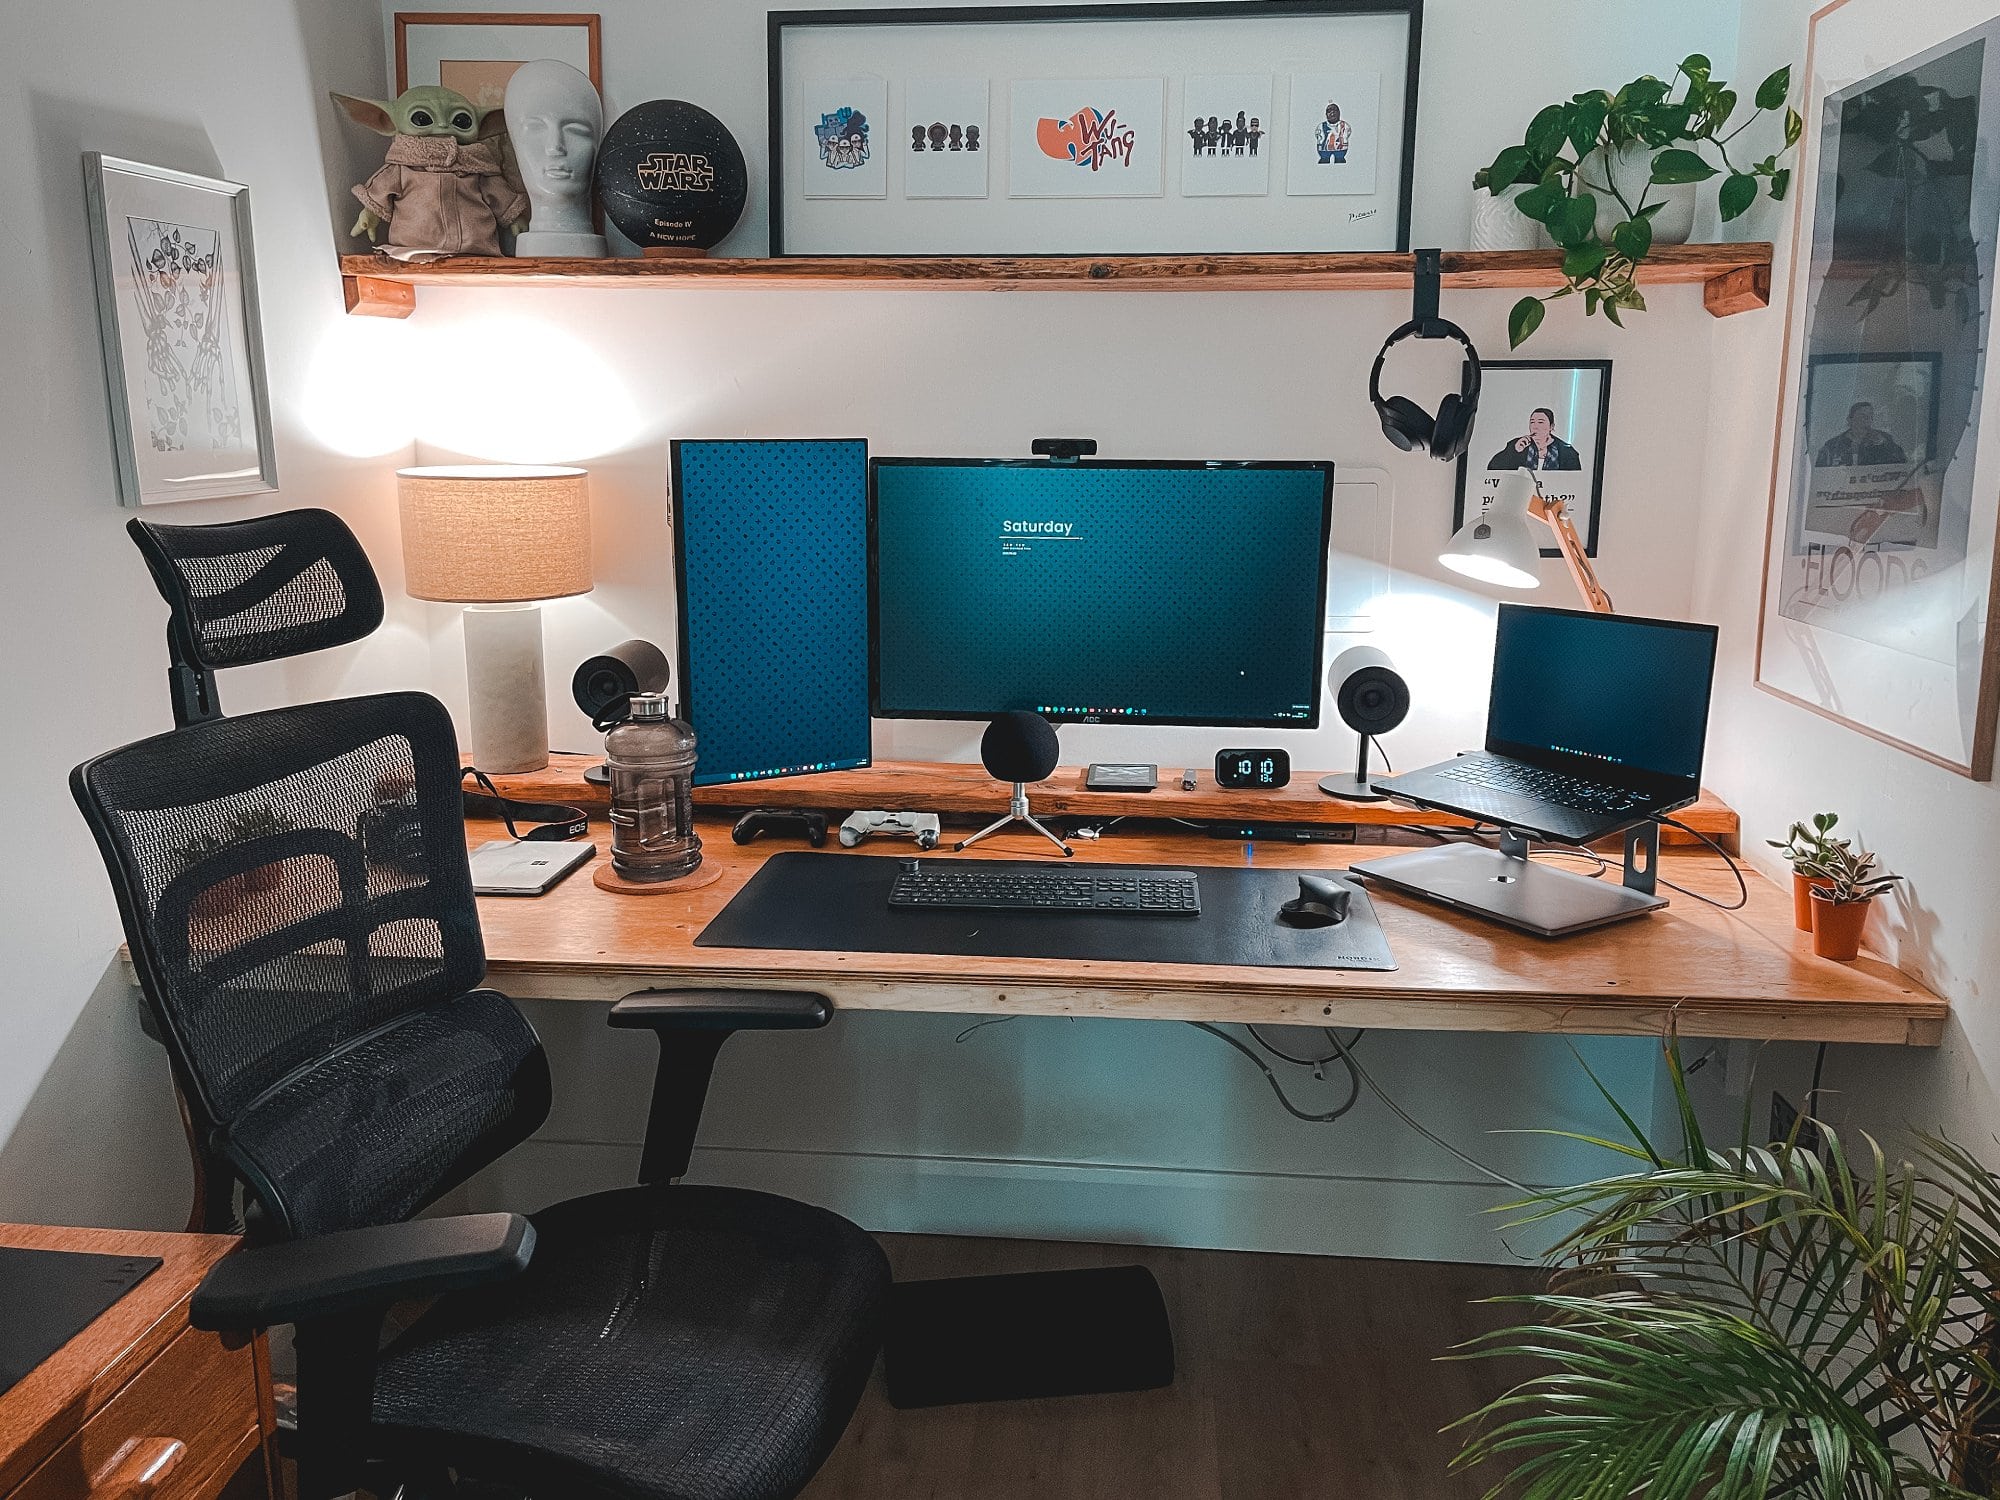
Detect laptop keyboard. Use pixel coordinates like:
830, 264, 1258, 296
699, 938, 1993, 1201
1432, 757, 1649, 816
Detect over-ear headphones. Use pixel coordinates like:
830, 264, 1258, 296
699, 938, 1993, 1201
1369, 317, 1483, 462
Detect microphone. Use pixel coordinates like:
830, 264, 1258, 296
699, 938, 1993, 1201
957, 710, 1071, 856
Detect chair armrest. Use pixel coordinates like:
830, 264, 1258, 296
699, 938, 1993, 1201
609, 988, 831, 1032
191, 1212, 535, 1332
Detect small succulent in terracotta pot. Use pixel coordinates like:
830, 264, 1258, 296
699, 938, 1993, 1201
1797, 840, 1900, 962
1767, 811, 1843, 931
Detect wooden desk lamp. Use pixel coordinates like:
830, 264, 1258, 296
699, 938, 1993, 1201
1440, 469, 1614, 613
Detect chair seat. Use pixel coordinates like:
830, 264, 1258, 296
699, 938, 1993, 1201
371, 1185, 890, 1500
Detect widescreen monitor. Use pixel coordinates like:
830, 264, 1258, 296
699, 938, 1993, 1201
871, 458, 1334, 728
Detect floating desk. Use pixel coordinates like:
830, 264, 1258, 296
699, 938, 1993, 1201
462, 760, 1945, 1046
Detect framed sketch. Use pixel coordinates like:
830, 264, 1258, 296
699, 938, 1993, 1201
768, 1, 1422, 256
1454, 359, 1612, 560
394, 11, 603, 106
1756, 0, 2000, 779
82, 155, 278, 508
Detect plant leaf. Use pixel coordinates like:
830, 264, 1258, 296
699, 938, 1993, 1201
1550, 193, 1598, 248
1612, 215, 1654, 263
1564, 243, 1610, 281
1757, 65, 1793, 111
1771, 166, 1792, 202
1786, 107, 1804, 148
1516, 180, 1567, 224
1719, 172, 1759, 222
1526, 103, 1569, 161
1508, 296, 1546, 348
1487, 144, 1532, 191
1652, 148, 1720, 185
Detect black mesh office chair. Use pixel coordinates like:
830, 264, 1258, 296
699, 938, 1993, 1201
77, 511, 891, 1500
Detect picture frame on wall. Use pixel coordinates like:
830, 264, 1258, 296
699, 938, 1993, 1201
1453, 359, 1612, 560
82, 154, 279, 508
394, 11, 603, 105
1756, 0, 2000, 780
768, 1, 1422, 256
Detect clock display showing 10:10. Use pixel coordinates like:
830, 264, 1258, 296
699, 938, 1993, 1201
1213, 749, 1292, 789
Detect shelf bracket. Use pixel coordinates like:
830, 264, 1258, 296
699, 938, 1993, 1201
343, 273, 416, 319
1702, 262, 1772, 318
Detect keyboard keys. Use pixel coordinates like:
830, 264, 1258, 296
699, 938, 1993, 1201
889, 868, 1201, 916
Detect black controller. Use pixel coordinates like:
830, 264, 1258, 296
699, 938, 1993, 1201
731, 808, 829, 847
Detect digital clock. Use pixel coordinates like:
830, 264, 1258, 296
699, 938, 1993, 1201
1213, 749, 1291, 790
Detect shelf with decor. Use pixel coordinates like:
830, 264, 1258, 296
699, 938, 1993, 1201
337, 242, 1773, 318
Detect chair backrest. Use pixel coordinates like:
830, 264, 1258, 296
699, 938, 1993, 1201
128, 509, 386, 726
72, 691, 549, 1240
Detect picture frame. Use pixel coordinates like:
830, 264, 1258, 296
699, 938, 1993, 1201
768, 1, 1422, 256
1453, 359, 1612, 560
82, 154, 278, 508
394, 11, 603, 107
1755, 0, 2000, 779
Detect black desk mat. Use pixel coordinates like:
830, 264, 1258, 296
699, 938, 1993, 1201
0, 1247, 160, 1396
697, 854, 1397, 971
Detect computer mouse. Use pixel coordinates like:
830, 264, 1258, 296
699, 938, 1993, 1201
1280, 874, 1353, 928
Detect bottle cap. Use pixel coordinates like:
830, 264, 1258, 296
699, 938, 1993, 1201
628, 692, 671, 721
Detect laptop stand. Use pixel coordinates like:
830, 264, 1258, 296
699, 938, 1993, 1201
1352, 821, 1668, 939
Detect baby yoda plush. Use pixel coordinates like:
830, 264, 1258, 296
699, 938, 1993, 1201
332, 86, 529, 260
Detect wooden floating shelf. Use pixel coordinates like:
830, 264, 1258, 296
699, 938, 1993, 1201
341, 242, 1773, 318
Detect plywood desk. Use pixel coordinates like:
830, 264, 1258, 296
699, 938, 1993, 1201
470, 813, 1947, 1048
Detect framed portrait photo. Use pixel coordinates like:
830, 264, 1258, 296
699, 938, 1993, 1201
394, 11, 603, 108
1757, 0, 2000, 779
82, 155, 278, 508
1454, 359, 1612, 559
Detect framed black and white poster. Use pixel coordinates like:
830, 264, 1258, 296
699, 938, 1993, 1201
82, 155, 278, 508
1757, 0, 2000, 779
1453, 359, 1612, 560
768, 1, 1422, 255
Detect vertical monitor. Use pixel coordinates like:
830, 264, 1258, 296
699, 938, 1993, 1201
672, 439, 872, 786
871, 459, 1334, 727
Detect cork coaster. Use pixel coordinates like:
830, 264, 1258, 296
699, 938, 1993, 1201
593, 860, 726, 896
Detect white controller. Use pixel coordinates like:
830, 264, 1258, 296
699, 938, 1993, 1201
840, 810, 941, 850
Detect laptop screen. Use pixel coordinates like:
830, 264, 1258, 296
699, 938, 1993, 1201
1486, 605, 1719, 786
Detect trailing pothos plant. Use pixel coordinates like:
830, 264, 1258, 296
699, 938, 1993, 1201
1483, 56, 1802, 346
1451, 1041, 2000, 1498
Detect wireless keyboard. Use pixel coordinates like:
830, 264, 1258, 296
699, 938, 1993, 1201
889, 865, 1202, 916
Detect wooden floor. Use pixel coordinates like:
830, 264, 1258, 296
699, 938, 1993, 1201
802, 1235, 1544, 1500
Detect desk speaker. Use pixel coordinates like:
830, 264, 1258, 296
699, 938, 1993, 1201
1321, 647, 1409, 802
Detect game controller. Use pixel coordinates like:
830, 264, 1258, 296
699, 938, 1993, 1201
731, 808, 828, 847
839, 810, 942, 851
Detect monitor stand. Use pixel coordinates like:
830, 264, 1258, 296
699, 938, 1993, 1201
1352, 823, 1667, 939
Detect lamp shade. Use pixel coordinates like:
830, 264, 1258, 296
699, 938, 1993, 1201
397, 465, 592, 603
1440, 471, 1542, 591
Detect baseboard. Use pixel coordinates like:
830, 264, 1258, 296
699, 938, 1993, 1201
466, 1138, 1556, 1265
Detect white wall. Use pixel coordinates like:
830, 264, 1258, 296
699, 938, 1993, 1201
1693, 0, 2000, 1154
0, 0, 419, 1226
378, 0, 1759, 1261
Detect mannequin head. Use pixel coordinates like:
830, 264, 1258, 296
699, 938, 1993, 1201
505, 59, 604, 236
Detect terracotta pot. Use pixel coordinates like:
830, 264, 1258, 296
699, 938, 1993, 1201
190, 875, 247, 920
1809, 890, 1870, 962
242, 860, 288, 893
1791, 870, 1833, 931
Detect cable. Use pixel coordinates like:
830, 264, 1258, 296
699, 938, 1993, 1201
1369, 736, 1395, 774
1189, 1023, 1362, 1123
1653, 815, 1750, 911
1321, 1031, 1536, 1195
1248, 1025, 1365, 1067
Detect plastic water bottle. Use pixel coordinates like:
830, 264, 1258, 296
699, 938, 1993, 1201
605, 692, 702, 882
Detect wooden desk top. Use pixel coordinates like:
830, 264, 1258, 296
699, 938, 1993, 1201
0, 1224, 239, 1495
472, 816, 1946, 1047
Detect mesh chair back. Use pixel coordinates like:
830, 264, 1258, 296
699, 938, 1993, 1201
129, 509, 385, 723
72, 692, 549, 1239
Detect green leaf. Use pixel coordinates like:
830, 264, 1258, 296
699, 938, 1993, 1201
1682, 53, 1713, 83
1508, 296, 1546, 348
1612, 215, 1654, 263
1757, 64, 1793, 111
1550, 193, 1598, 248
1602, 298, 1625, 328
1486, 144, 1531, 190
1515, 180, 1566, 223
1786, 106, 1804, 147
1564, 242, 1610, 281
1526, 103, 1569, 161
1566, 96, 1608, 158
1771, 166, 1793, 201
1652, 148, 1720, 184
1719, 171, 1759, 222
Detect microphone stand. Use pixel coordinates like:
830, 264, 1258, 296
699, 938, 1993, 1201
955, 781, 1073, 856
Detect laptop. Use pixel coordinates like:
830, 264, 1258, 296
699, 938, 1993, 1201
1379, 604, 1719, 845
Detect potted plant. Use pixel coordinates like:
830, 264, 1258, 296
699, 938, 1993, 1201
1453, 1045, 2000, 1496
228, 804, 298, 892
1470, 158, 1545, 252
1479, 55, 1801, 345
1800, 840, 1900, 962
1767, 811, 1844, 931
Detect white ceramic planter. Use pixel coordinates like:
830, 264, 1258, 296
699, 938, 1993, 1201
1469, 183, 1547, 251
1585, 140, 1697, 244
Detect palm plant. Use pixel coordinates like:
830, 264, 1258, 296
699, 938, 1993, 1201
1451, 1046, 2000, 1497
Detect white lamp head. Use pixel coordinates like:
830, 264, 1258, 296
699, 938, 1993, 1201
1440, 470, 1542, 591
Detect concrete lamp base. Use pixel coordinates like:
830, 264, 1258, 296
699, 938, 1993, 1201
464, 602, 550, 774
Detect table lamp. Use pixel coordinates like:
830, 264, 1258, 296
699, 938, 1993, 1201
1439, 469, 1614, 613
398, 464, 592, 773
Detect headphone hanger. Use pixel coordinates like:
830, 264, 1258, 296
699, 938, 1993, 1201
1369, 248, 1483, 463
